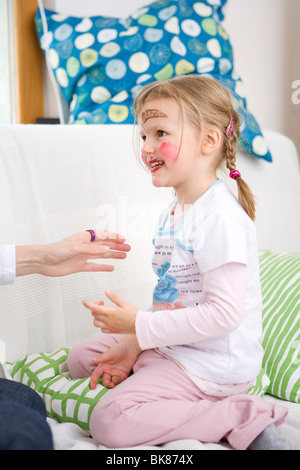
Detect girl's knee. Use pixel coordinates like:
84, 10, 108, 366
68, 334, 122, 379
67, 342, 92, 378
90, 398, 120, 447
90, 398, 136, 448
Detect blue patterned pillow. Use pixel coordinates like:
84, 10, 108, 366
35, 0, 272, 161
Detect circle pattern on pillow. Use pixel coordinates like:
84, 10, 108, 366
35, 0, 272, 161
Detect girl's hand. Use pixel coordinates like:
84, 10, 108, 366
82, 289, 138, 334
90, 335, 142, 389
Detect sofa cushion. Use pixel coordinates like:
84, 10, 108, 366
259, 249, 300, 404
6, 348, 109, 431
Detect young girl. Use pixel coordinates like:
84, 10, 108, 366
67, 76, 292, 450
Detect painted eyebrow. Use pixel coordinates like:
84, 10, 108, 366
141, 109, 168, 123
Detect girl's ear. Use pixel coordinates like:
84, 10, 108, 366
201, 127, 222, 155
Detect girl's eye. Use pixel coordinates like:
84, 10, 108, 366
157, 130, 167, 137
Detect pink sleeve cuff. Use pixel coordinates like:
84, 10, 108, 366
135, 309, 155, 350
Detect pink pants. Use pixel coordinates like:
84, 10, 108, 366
67, 334, 288, 450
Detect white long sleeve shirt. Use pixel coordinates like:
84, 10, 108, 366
0, 245, 16, 285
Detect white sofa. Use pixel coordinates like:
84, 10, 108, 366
0, 124, 299, 450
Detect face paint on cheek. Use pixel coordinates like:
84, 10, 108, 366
157, 142, 178, 160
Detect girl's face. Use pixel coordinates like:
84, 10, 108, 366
138, 98, 203, 194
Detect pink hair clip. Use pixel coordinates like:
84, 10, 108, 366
229, 169, 241, 180
226, 114, 234, 137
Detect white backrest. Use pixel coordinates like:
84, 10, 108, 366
225, 130, 300, 254
0, 125, 299, 361
0, 124, 171, 361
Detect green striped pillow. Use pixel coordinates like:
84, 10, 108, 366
259, 250, 300, 403
6, 348, 110, 431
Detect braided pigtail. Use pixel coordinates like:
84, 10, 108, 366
224, 112, 256, 221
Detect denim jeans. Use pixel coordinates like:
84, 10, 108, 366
0, 378, 54, 450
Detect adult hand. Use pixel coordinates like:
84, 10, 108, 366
90, 335, 142, 389
15, 230, 131, 277
82, 289, 138, 334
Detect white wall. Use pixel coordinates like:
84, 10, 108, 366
223, 0, 300, 158
42, 0, 300, 157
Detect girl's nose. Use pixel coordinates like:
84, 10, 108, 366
141, 141, 155, 162
141, 138, 156, 155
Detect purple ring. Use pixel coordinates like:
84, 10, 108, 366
86, 229, 96, 242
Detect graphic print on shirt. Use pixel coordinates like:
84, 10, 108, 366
153, 262, 182, 310
151, 200, 206, 311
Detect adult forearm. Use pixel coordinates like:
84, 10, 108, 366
14, 230, 131, 278
15, 245, 44, 276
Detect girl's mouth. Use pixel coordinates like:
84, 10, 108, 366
150, 159, 165, 173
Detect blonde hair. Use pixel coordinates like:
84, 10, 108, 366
134, 75, 256, 221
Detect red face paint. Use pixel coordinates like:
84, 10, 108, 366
157, 142, 178, 160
